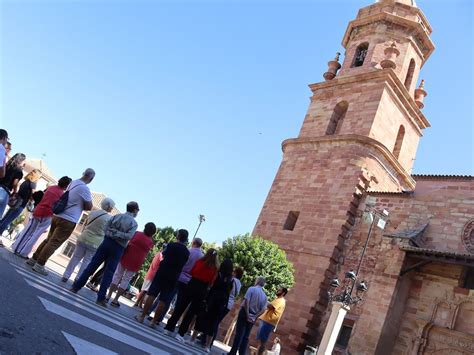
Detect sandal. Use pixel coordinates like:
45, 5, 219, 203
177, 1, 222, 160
110, 301, 120, 307
134, 314, 144, 324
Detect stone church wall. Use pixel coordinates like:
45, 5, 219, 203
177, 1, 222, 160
340, 177, 474, 354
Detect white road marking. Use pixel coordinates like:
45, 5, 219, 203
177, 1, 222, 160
13, 265, 203, 354
62, 332, 118, 355
39, 297, 170, 355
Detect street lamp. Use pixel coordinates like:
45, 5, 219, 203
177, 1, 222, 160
193, 214, 206, 239
318, 206, 389, 355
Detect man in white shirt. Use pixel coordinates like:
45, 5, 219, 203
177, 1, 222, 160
29, 169, 95, 276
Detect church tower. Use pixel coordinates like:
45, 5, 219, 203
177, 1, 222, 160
253, 0, 434, 351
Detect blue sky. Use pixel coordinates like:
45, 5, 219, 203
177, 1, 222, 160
1, 0, 472, 243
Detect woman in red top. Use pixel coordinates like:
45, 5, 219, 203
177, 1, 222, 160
12, 176, 71, 258
164, 248, 219, 342
107, 222, 156, 307
133, 245, 165, 308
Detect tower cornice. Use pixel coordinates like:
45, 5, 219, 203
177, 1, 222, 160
309, 69, 430, 133
282, 134, 417, 190
341, 4, 435, 62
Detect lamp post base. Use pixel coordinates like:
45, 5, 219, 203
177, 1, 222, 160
318, 302, 350, 355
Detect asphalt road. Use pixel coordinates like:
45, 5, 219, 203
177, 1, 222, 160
0, 248, 214, 354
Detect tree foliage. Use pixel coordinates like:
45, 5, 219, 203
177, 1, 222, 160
132, 231, 295, 300
202, 241, 219, 253
218, 233, 295, 300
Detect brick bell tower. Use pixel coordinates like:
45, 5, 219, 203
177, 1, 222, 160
253, 0, 434, 351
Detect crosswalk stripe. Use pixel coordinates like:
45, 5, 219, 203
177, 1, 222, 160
25, 277, 201, 355
12, 265, 156, 333
15, 271, 203, 355
12, 263, 116, 308
39, 297, 170, 355
62, 332, 119, 355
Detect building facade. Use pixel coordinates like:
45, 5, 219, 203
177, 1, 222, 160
253, 0, 474, 353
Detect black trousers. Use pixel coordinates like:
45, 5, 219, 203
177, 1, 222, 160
164, 278, 208, 336
90, 265, 105, 286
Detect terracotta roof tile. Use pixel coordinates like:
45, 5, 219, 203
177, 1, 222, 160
411, 174, 473, 180
367, 190, 414, 196
400, 245, 474, 260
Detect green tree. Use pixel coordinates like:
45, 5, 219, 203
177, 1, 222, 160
218, 234, 294, 300
132, 226, 177, 289
202, 241, 220, 253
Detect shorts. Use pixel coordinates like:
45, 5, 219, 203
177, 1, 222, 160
256, 320, 275, 342
111, 263, 136, 289
141, 279, 152, 292
147, 275, 176, 304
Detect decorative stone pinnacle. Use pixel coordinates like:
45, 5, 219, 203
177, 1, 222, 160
414, 79, 427, 109
323, 52, 342, 81
380, 41, 400, 70
418, 79, 425, 90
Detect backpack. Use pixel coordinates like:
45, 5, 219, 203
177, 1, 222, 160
52, 184, 78, 214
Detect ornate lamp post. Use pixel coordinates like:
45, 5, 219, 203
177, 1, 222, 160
193, 214, 206, 239
318, 206, 389, 355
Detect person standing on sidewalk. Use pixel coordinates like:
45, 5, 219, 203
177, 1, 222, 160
28, 169, 95, 275
208, 266, 243, 347
0, 129, 9, 179
0, 152, 26, 248
0, 130, 7, 246
71, 201, 139, 307
135, 229, 189, 326
149, 237, 204, 322
12, 176, 72, 258
193, 258, 234, 352
61, 197, 115, 282
0, 152, 25, 219
256, 287, 288, 355
107, 222, 156, 307
133, 245, 166, 308
164, 248, 219, 342
0, 130, 9, 245
0, 169, 42, 235
228, 277, 268, 355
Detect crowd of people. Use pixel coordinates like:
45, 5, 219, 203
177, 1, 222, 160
0, 128, 287, 355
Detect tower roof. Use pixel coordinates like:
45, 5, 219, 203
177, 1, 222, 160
343, 0, 434, 63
